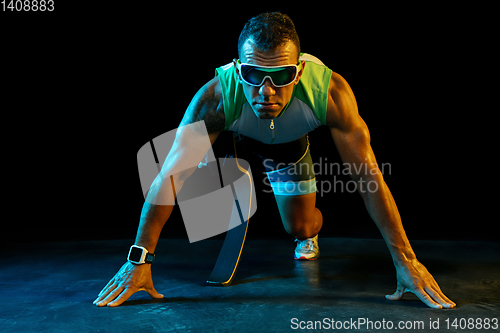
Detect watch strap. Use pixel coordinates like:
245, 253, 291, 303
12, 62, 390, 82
145, 252, 155, 264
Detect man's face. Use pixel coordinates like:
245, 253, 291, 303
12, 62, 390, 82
234, 39, 305, 119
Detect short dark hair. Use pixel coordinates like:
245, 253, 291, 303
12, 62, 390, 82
238, 12, 301, 61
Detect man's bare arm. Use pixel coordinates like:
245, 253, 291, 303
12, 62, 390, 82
94, 77, 225, 307
136, 76, 225, 253
326, 72, 455, 309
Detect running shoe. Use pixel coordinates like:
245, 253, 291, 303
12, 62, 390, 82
294, 234, 319, 260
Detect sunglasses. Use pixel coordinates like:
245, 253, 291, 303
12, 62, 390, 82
236, 60, 302, 87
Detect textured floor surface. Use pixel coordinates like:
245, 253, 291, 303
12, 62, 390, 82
1, 238, 499, 332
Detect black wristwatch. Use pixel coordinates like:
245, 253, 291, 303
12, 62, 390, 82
127, 245, 155, 264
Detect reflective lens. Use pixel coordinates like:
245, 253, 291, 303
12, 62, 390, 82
237, 61, 300, 87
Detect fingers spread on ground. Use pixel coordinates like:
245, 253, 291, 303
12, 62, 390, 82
107, 288, 136, 307
413, 288, 442, 309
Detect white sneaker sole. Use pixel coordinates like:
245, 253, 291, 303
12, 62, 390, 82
294, 250, 320, 260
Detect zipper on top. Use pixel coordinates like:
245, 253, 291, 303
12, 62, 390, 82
269, 119, 275, 144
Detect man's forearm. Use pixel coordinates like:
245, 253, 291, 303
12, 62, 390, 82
358, 175, 416, 265
135, 159, 197, 252
134, 202, 174, 253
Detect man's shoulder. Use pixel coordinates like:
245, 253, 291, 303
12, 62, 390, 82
203, 76, 224, 104
325, 71, 360, 130
180, 77, 225, 133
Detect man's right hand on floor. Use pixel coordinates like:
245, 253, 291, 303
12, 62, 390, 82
93, 262, 164, 307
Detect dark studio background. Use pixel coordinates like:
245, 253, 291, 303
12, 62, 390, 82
2, 3, 496, 243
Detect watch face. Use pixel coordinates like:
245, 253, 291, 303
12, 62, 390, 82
129, 247, 143, 262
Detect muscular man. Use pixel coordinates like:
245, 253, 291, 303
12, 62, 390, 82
94, 12, 455, 309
